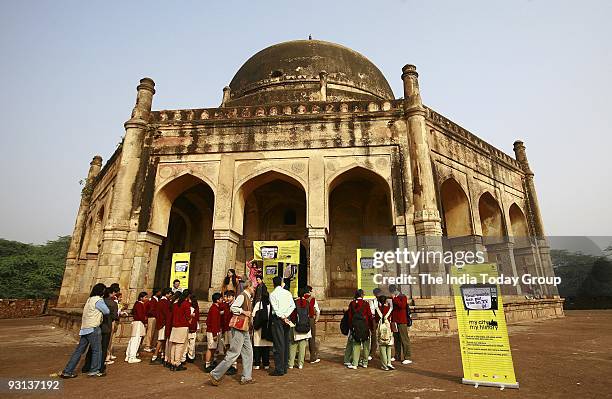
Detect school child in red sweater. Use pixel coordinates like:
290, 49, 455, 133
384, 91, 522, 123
169, 290, 192, 371
183, 297, 199, 363
374, 295, 394, 370
151, 288, 172, 363
220, 290, 237, 375
126, 292, 148, 363
164, 290, 181, 367
344, 289, 374, 369
205, 292, 223, 372
389, 284, 412, 365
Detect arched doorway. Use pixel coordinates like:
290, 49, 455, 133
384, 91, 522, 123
235, 172, 308, 290
154, 175, 214, 299
327, 167, 393, 297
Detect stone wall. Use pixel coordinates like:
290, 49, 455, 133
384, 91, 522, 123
0, 298, 57, 319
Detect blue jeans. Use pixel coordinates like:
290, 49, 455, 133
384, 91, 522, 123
63, 327, 102, 375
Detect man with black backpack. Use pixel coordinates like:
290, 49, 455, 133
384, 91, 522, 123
344, 289, 374, 369
288, 287, 312, 369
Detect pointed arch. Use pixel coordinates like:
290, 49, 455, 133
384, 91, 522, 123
509, 203, 529, 238
478, 191, 505, 238
439, 178, 472, 237
150, 173, 215, 237
231, 169, 307, 235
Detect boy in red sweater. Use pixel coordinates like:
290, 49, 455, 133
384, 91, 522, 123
169, 290, 192, 371
389, 284, 412, 365
126, 292, 148, 363
220, 290, 237, 375
205, 292, 223, 372
344, 289, 374, 369
151, 288, 172, 363
143, 288, 160, 352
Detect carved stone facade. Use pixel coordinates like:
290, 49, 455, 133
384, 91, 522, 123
56, 40, 562, 331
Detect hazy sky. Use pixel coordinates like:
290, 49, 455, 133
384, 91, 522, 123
0, 0, 610, 244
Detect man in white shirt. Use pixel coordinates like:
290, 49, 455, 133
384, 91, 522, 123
269, 276, 295, 376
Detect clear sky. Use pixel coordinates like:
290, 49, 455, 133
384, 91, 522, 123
0, 0, 610, 244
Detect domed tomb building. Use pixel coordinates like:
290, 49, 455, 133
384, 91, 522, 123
55, 40, 563, 335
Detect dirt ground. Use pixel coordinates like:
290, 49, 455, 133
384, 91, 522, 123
0, 310, 611, 399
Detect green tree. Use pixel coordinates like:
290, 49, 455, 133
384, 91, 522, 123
0, 236, 70, 299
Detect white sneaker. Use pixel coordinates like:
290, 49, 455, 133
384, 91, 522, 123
288, 365, 294, 369
343, 362, 351, 366
127, 358, 142, 364
360, 365, 368, 369
381, 365, 389, 371
264, 366, 270, 370
390, 357, 395, 361
310, 358, 321, 364
110, 355, 117, 360
388, 364, 396, 370
253, 366, 260, 370
298, 365, 303, 369
402, 359, 413, 365
124, 357, 129, 362
105, 360, 115, 365
368, 356, 372, 361
346, 364, 357, 369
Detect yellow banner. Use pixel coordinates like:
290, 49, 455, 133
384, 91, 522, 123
170, 252, 190, 290
451, 263, 519, 389
357, 248, 377, 299
254, 240, 300, 297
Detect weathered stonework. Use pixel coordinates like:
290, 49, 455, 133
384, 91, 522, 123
55, 39, 563, 333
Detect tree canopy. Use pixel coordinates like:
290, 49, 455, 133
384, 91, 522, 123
0, 236, 70, 299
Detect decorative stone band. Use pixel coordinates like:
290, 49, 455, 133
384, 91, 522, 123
149, 99, 403, 124
425, 107, 523, 171
213, 229, 241, 244
307, 227, 328, 241
413, 209, 442, 224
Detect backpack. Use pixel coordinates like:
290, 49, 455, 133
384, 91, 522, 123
253, 302, 269, 331
376, 306, 393, 345
295, 301, 311, 334
350, 302, 370, 343
406, 304, 413, 327
340, 310, 350, 336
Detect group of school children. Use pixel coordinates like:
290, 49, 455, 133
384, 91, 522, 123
59, 269, 413, 383
342, 284, 413, 371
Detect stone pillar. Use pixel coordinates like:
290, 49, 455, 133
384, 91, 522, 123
485, 238, 522, 296
402, 64, 447, 299
221, 86, 231, 107
209, 229, 240, 298
308, 227, 328, 299
98, 78, 155, 303
58, 155, 102, 307
319, 71, 328, 102
394, 224, 420, 299
513, 140, 558, 297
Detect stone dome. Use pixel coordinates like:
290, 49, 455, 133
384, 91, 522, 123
226, 40, 395, 106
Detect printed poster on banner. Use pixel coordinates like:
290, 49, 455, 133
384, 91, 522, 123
170, 252, 190, 290
451, 263, 519, 389
357, 248, 377, 299
254, 240, 300, 297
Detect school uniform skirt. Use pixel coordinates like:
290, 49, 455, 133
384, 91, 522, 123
169, 326, 189, 344
158, 326, 166, 340
130, 320, 146, 337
